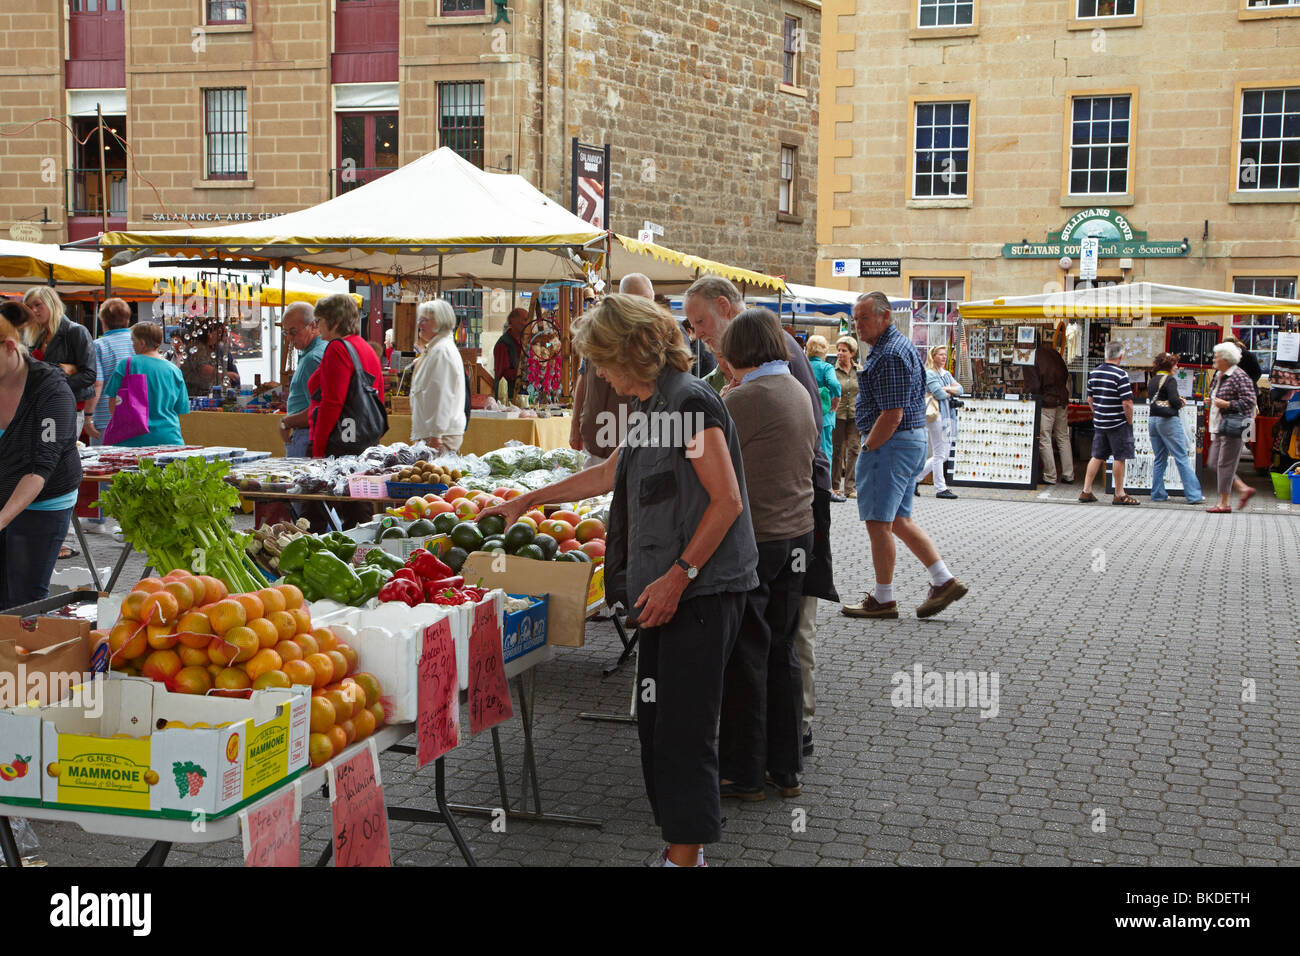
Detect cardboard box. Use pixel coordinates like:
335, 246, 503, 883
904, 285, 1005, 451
461, 553, 593, 648
503, 594, 548, 665
0, 678, 309, 817
0, 613, 95, 710
586, 563, 605, 608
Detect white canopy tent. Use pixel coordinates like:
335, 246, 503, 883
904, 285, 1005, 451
959, 282, 1300, 326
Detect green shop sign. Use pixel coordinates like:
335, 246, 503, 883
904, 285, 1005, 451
1001, 208, 1188, 259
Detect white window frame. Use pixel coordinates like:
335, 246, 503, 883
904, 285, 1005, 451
779, 145, 796, 215
910, 100, 971, 200
1067, 93, 1133, 197
1236, 86, 1300, 193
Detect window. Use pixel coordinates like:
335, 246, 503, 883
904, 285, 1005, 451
446, 288, 483, 349
1077, 0, 1135, 16
1232, 276, 1297, 373
908, 277, 965, 350
438, 82, 485, 168
70, 0, 121, 9
782, 16, 802, 87
1246, 0, 1300, 7
1237, 87, 1300, 191
203, 88, 248, 180
206, 0, 247, 22
913, 101, 969, 198
441, 0, 486, 14
918, 0, 973, 27
779, 146, 796, 214
1068, 95, 1131, 195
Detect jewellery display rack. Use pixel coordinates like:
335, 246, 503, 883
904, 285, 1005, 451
1105, 401, 1203, 496
950, 397, 1041, 489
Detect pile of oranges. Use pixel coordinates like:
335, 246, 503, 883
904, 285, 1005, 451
93, 571, 387, 765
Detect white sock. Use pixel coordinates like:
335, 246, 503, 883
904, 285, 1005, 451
874, 583, 894, 604
663, 857, 680, 867
927, 560, 951, 587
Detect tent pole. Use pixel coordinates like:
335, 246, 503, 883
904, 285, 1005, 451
511, 248, 517, 312
47, 264, 55, 287
437, 256, 443, 297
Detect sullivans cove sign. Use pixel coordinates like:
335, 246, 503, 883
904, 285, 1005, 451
1002, 208, 1188, 259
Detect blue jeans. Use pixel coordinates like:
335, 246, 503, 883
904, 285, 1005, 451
285, 427, 311, 458
1, 507, 73, 611
1148, 416, 1203, 502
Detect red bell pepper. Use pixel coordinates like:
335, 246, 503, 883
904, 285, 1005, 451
391, 567, 420, 584
378, 578, 423, 607
410, 551, 454, 580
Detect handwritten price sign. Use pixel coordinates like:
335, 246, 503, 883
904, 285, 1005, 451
329, 742, 391, 868
241, 784, 299, 867
417, 617, 459, 766
469, 599, 512, 735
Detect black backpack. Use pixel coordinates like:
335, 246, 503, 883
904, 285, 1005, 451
313, 338, 389, 456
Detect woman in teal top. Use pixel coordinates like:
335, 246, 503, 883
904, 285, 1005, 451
804, 335, 841, 466
104, 322, 189, 446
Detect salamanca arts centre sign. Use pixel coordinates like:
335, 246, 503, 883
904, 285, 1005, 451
1002, 208, 1189, 259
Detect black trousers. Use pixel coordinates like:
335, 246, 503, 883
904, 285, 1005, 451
719, 532, 811, 790
637, 590, 745, 845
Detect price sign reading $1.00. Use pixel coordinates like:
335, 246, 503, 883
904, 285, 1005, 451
417, 617, 459, 765
469, 599, 512, 735
329, 740, 391, 868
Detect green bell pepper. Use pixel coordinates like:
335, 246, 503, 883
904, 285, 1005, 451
321, 531, 358, 563
278, 536, 316, 574
304, 548, 363, 605
355, 566, 392, 604
362, 547, 404, 574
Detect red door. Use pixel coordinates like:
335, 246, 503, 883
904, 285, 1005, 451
332, 0, 399, 82
335, 113, 399, 195
67, 0, 125, 88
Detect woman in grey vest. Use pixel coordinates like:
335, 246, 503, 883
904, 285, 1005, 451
479, 294, 758, 867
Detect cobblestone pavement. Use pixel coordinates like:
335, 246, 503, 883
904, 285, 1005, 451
22, 484, 1300, 867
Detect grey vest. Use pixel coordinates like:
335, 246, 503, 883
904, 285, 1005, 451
604, 367, 759, 609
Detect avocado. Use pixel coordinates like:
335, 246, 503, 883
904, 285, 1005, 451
532, 533, 559, 561
407, 518, 436, 537
432, 512, 460, 535
477, 514, 506, 538
554, 552, 580, 563
481, 535, 506, 551
444, 546, 469, 573
516, 543, 546, 562
449, 521, 485, 552
568, 549, 592, 563
502, 522, 536, 554
380, 525, 408, 540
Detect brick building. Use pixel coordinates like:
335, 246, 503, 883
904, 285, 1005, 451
816, 0, 1300, 369
0, 0, 820, 341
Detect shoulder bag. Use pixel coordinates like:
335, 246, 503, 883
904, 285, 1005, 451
102, 358, 151, 445
1149, 373, 1179, 418
323, 339, 389, 456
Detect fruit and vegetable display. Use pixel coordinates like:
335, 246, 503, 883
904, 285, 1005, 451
245, 519, 312, 575
277, 533, 398, 606
96, 458, 268, 595
374, 549, 488, 608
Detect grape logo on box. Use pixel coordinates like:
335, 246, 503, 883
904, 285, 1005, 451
50, 886, 152, 936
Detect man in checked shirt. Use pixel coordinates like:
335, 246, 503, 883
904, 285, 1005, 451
841, 292, 968, 620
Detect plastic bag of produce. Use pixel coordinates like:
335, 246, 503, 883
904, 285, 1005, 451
542, 447, 586, 471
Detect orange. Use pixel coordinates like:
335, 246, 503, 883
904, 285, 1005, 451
141, 649, 183, 684
109, 621, 147, 662
289, 607, 312, 635
233, 592, 264, 622
140, 591, 181, 626
267, 611, 297, 642
311, 628, 338, 652
133, 577, 166, 594
173, 665, 212, 695
324, 688, 353, 722
255, 587, 286, 615
335, 642, 358, 675
146, 623, 179, 650
326, 724, 348, 757
275, 583, 304, 610
206, 663, 224, 681
247, 617, 280, 649
252, 670, 291, 691
339, 719, 357, 746
309, 696, 337, 734
244, 648, 283, 682
304, 653, 335, 689
308, 733, 333, 768
162, 580, 195, 614
292, 633, 320, 656
351, 673, 383, 710
369, 701, 386, 728
196, 575, 228, 603
224, 626, 260, 664
282, 658, 316, 688
120, 590, 149, 622
177, 644, 210, 668
207, 599, 247, 636
274, 639, 304, 663
175, 574, 206, 605
207, 635, 240, 667
325, 650, 350, 682
352, 707, 376, 741
162, 569, 191, 583
214, 667, 251, 690
175, 611, 213, 648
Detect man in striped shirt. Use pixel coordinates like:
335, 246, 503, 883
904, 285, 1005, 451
1079, 340, 1139, 505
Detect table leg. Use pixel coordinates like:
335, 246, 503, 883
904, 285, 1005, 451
580, 644, 639, 725
103, 544, 136, 593
435, 757, 476, 866
70, 515, 103, 593
0, 817, 23, 868
134, 841, 171, 867
515, 674, 543, 815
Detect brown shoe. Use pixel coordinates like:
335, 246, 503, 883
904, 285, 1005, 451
841, 594, 899, 619
915, 577, 968, 619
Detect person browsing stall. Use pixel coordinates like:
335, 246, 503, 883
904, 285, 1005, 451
479, 293, 758, 867
1205, 341, 1258, 514
23, 287, 95, 437
103, 322, 190, 447
1078, 341, 1138, 505
308, 294, 386, 457
832, 336, 862, 499
492, 308, 528, 400
278, 302, 326, 458
569, 274, 648, 465
1146, 352, 1203, 505
408, 299, 467, 453
1021, 336, 1075, 485
914, 344, 963, 500
0, 308, 84, 609
83, 298, 137, 445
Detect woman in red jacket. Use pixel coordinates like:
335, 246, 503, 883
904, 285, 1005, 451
307, 294, 386, 458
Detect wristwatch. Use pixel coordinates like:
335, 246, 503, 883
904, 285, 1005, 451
674, 558, 699, 580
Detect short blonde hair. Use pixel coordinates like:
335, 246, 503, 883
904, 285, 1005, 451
925, 345, 949, 371
22, 286, 64, 343
805, 334, 829, 358
314, 293, 360, 337
574, 293, 690, 382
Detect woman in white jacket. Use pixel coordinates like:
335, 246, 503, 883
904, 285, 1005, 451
409, 299, 467, 452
